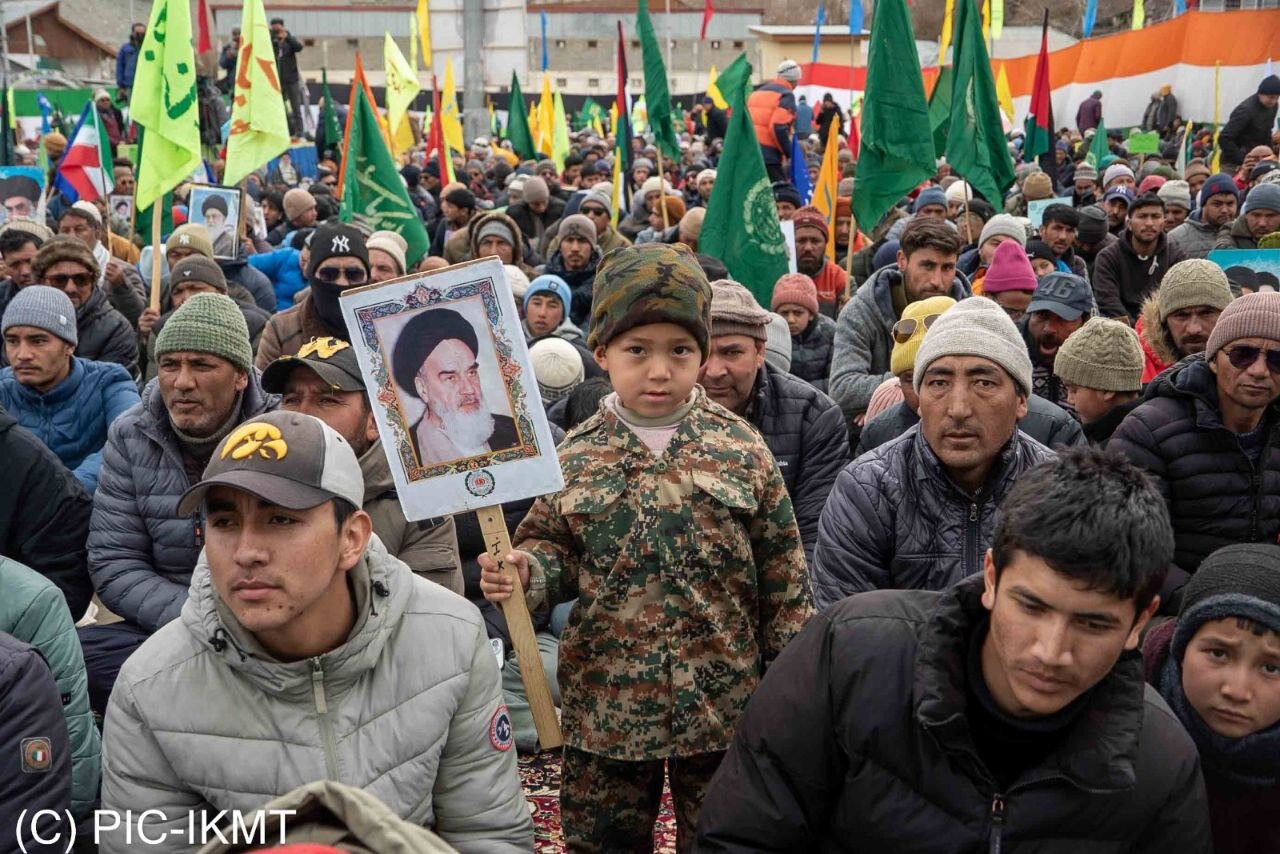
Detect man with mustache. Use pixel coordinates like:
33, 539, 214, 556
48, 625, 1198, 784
392, 308, 520, 466
1093, 193, 1186, 323
1137, 259, 1233, 383
1020, 273, 1094, 419
812, 297, 1055, 606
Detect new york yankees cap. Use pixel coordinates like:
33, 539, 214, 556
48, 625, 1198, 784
305, 222, 369, 279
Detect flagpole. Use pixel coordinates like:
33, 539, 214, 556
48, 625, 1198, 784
149, 204, 162, 311
656, 145, 669, 229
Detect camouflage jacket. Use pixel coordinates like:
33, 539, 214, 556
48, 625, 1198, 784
515, 388, 813, 760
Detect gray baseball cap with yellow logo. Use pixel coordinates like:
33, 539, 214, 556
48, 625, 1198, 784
178, 411, 365, 514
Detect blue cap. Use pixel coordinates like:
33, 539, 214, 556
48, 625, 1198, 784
912, 187, 948, 214
524, 274, 572, 318
1103, 185, 1135, 206
1027, 272, 1094, 322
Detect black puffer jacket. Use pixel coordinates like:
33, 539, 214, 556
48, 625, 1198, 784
75, 287, 138, 377
811, 426, 1054, 608
0, 631, 72, 837
857, 395, 1085, 455
746, 364, 849, 568
695, 578, 1212, 853
788, 312, 836, 393
1108, 355, 1280, 574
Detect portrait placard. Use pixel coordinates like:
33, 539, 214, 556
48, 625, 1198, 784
339, 256, 565, 521
186, 185, 245, 260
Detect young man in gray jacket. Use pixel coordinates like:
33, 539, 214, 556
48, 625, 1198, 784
99, 411, 533, 853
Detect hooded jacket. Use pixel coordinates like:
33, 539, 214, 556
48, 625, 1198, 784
88, 373, 277, 633
1137, 295, 1182, 383
1092, 229, 1186, 322
695, 577, 1212, 853
465, 210, 537, 278
811, 426, 1054, 608
219, 254, 278, 313
541, 248, 602, 328
1108, 355, 1280, 574
1214, 215, 1259, 251
0, 357, 139, 492
75, 286, 139, 377
788, 311, 836, 393
1168, 216, 1222, 259
828, 264, 971, 421
99, 539, 532, 854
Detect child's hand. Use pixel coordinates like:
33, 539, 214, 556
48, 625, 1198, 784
479, 550, 530, 604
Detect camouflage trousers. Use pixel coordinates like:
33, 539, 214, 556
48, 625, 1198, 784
560, 746, 726, 853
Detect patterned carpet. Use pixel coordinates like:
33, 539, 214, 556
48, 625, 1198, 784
519, 750, 679, 853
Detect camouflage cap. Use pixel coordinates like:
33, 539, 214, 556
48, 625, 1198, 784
587, 243, 712, 358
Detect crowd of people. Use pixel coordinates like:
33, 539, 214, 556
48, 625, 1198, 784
1, 38, 1280, 852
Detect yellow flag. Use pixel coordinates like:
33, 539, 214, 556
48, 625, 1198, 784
1132, 0, 1145, 30
539, 72, 555, 156
383, 34, 421, 157
982, 0, 990, 40
409, 14, 418, 71
811, 119, 841, 262
608, 102, 618, 138
592, 115, 604, 137
995, 63, 1015, 123
939, 0, 955, 64
223, 0, 290, 186
706, 64, 729, 110
1211, 61, 1222, 172
552, 88, 571, 171
416, 0, 432, 69
991, 0, 1004, 39
441, 59, 465, 157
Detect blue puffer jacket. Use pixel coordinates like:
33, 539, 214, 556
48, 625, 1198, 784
88, 373, 277, 633
0, 358, 140, 493
248, 247, 307, 311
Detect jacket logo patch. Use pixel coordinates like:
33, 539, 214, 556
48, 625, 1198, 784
489, 705, 513, 752
21, 737, 52, 773
222, 423, 289, 461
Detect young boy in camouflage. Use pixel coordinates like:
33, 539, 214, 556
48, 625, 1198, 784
481, 243, 813, 852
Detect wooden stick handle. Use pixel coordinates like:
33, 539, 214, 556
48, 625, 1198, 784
148, 203, 163, 312
476, 505, 563, 750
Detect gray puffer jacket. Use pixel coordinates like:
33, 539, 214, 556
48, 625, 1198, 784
75, 287, 139, 377
100, 539, 533, 854
1167, 217, 1220, 260
857, 395, 1086, 456
811, 425, 1054, 608
87, 373, 277, 633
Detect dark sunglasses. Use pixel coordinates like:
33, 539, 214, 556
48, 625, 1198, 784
46, 272, 94, 289
892, 313, 943, 344
314, 266, 368, 285
1225, 345, 1280, 373
581, 206, 608, 216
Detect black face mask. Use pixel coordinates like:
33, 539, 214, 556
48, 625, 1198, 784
307, 275, 350, 336
131, 32, 145, 45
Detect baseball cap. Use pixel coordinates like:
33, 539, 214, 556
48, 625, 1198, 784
1027, 272, 1094, 322
1103, 186, 1135, 207
261, 336, 366, 395
177, 411, 364, 515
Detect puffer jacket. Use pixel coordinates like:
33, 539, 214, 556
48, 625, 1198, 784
857, 395, 1085, 455
247, 245, 308, 311
256, 293, 341, 370
828, 265, 971, 421
74, 287, 139, 377
1108, 355, 1280, 574
0, 357, 139, 492
1214, 215, 1258, 251
219, 255, 277, 313
811, 425, 1054, 608
0, 557, 99, 819
88, 373, 277, 633
0, 631, 72, 837
360, 440, 463, 595
789, 311, 836, 393
746, 364, 850, 569
695, 578, 1212, 853
1092, 229, 1186, 322
99, 538, 533, 854
1168, 217, 1221, 259
746, 77, 796, 153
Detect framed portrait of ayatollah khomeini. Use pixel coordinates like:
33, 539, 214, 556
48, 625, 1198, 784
338, 256, 565, 520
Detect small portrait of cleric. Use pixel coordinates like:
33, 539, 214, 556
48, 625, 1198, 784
391, 305, 520, 467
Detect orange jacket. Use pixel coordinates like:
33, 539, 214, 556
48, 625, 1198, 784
747, 78, 797, 152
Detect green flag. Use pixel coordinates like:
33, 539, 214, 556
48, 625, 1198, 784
506, 71, 537, 160
927, 65, 953, 159
321, 68, 344, 160
132, 127, 174, 241
637, 0, 680, 163
853, 0, 937, 234
945, 0, 1015, 206
700, 54, 789, 306
576, 97, 604, 131
1085, 119, 1109, 168
128, 0, 202, 211
339, 84, 429, 268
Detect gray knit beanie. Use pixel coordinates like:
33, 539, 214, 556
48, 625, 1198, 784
764, 312, 792, 372
1053, 318, 1144, 392
1076, 205, 1109, 244
1157, 259, 1233, 322
1205, 291, 1280, 361
709, 279, 769, 342
154, 293, 252, 372
913, 296, 1032, 395
1242, 183, 1280, 216
978, 214, 1027, 249
1, 284, 77, 345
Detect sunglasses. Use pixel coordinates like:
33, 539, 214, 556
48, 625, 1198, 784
314, 266, 368, 285
892, 313, 943, 344
46, 272, 94, 289
1224, 345, 1280, 373
581, 207, 608, 216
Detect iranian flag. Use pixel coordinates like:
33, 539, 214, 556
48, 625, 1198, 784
53, 102, 112, 202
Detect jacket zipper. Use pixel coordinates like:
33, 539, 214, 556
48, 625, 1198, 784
310, 657, 339, 780
965, 500, 980, 577
988, 794, 1005, 854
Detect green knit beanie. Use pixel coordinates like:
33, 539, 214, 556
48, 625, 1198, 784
155, 293, 252, 372
1053, 317, 1144, 392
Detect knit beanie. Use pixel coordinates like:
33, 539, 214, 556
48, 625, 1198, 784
522, 176, 550, 205
1184, 161, 1211, 181
583, 188, 613, 217
166, 223, 214, 259
865, 376, 906, 421
945, 181, 973, 203
655, 195, 686, 223
1157, 259, 1233, 322
476, 218, 516, 247
1076, 206, 1109, 243
1053, 318, 1143, 392
981, 239, 1038, 294
504, 265, 531, 301
588, 244, 712, 357
42, 132, 66, 160
764, 312, 792, 373
892, 295, 956, 377
710, 279, 770, 342
1259, 75, 1280, 96
1206, 291, 1280, 360
154, 293, 252, 372
32, 236, 99, 283
639, 176, 671, 199
1243, 183, 1280, 216
283, 188, 316, 221
1022, 171, 1054, 202
1199, 173, 1240, 207
169, 256, 228, 293
770, 272, 819, 316
1, 284, 77, 345
558, 214, 597, 246
0, 216, 53, 243
1158, 179, 1192, 211
529, 337, 585, 402
366, 232, 407, 275
524, 273, 572, 318
913, 296, 1032, 394
443, 186, 476, 210
1137, 175, 1167, 196
978, 214, 1027, 249
1103, 163, 1135, 188
912, 187, 947, 213
1073, 162, 1098, 184
790, 206, 829, 241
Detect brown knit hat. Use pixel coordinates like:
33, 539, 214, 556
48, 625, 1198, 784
1022, 171, 1055, 201
283, 188, 316, 221
558, 213, 597, 246
166, 223, 214, 259
32, 235, 99, 283
1157, 259, 1233, 322
1053, 318, 1144, 392
1206, 291, 1280, 361
655, 195, 686, 223
770, 273, 819, 316
169, 255, 228, 293
791, 206, 829, 241
710, 279, 769, 342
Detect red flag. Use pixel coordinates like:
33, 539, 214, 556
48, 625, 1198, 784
1021, 10, 1053, 162
196, 0, 213, 54
700, 0, 714, 40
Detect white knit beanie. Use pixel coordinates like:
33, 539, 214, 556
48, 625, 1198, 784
529, 337, 585, 402
978, 214, 1027, 249
913, 296, 1033, 395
